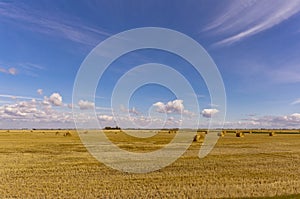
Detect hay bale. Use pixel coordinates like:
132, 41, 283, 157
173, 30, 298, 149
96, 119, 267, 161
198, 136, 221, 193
218, 132, 225, 137
236, 132, 244, 137
55, 131, 60, 135
193, 134, 204, 142
64, 132, 72, 137
269, 132, 276, 136
193, 134, 201, 142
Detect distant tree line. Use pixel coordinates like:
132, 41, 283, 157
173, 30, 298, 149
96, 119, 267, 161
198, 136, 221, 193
103, 126, 121, 130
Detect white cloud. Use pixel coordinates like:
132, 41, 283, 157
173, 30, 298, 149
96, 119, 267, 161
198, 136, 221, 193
48, 93, 62, 106
0, 94, 38, 100
267, 65, 300, 84
225, 113, 300, 128
78, 100, 94, 110
0, 92, 106, 128
120, 105, 139, 115
4, 106, 27, 117
0, 2, 111, 46
129, 107, 138, 115
1, 99, 39, 118
205, 1, 300, 46
98, 115, 114, 122
42, 96, 51, 107
0, 67, 17, 75
291, 113, 300, 119
8, 67, 17, 75
291, 98, 300, 105
0, 97, 76, 128
37, 89, 43, 95
209, 103, 219, 108
201, 108, 219, 118
153, 99, 184, 114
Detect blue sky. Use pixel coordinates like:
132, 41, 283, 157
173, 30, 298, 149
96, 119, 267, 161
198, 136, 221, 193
0, 0, 300, 129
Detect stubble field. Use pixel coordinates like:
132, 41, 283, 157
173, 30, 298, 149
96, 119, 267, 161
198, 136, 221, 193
0, 129, 300, 198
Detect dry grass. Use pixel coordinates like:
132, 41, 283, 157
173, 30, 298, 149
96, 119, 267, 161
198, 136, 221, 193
0, 129, 300, 198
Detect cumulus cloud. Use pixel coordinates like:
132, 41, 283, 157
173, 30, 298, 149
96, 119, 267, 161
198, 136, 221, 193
153, 100, 184, 114
48, 93, 62, 106
0, 92, 103, 128
37, 89, 43, 95
42, 96, 51, 107
4, 106, 27, 117
98, 115, 114, 122
1, 99, 41, 119
201, 108, 219, 118
78, 100, 94, 110
225, 113, 300, 129
0, 96, 78, 129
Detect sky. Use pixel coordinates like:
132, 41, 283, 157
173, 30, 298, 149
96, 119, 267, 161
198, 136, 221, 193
0, 0, 300, 129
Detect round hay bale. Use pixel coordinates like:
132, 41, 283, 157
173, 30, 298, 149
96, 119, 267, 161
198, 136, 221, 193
193, 134, 200, 142
193, 134, 204, 142
269, 132, 275, 136
218, 132, 225, 137
236, 132, 244, 137
64, 132, 72, 137
55, 131, 60, 135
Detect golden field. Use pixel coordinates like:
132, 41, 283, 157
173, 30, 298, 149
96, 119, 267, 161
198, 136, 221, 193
0, 129, 300, 198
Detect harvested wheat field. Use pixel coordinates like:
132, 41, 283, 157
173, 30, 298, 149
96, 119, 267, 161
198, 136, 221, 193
0, 129, 300, 198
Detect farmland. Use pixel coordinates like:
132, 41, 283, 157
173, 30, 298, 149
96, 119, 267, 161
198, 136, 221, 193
0, 129, 300, 198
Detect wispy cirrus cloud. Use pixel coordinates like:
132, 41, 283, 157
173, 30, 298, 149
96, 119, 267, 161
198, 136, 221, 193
0, 62, 47, 77
0, 67, 17, 75
291, 98, 300, 105
205, 0, 300, 46
0, 94, 40, 100
268, 66, 300, 84
0, 2, 111, 46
